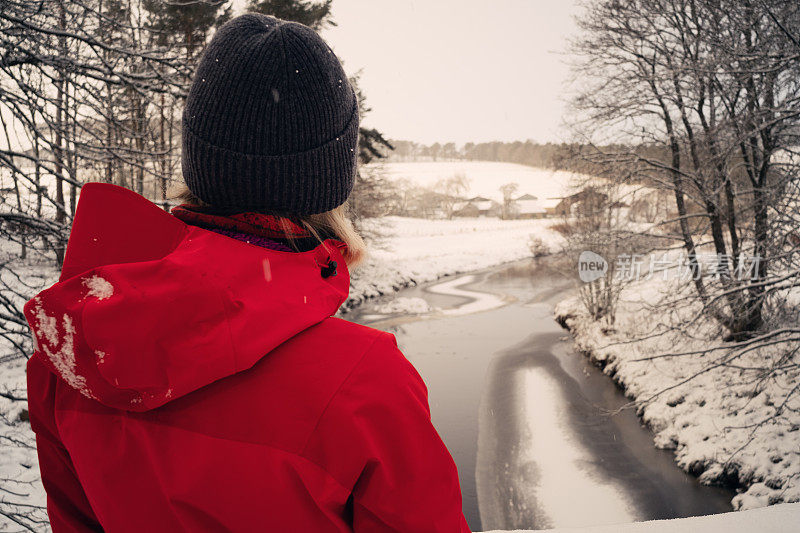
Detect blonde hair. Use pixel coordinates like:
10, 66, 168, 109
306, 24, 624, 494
168, 184, 366, 268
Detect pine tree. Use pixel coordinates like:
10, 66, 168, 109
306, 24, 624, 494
248, 0, 334, 30
144, 0, 232, 57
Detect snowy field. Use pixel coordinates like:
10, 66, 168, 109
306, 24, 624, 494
381, 160, 589, 208
555, 274, 800, 512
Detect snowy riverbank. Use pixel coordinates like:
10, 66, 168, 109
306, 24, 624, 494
554, 281, 800, 511
487, 502, 800, 532
343, 216, 562, 310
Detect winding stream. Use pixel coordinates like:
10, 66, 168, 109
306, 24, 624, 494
350, 259, 734, 532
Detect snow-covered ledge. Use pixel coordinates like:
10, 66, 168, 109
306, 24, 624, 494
482, 503, 800, 533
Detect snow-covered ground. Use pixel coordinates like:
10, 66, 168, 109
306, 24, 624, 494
0, 356, 48, 528
0, 261, 53, 529
487, 503, 800, 533
555, 273, 800, 511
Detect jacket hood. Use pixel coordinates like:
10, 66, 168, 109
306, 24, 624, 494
24, 183, 350, 412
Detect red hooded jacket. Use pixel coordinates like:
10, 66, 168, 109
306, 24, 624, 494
24, 183, 470, 532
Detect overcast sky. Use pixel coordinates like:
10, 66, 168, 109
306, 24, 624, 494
314, 1, 581, 145
228, 1, 582, 145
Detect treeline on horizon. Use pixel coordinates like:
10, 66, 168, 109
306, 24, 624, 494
385, 139, 671, 178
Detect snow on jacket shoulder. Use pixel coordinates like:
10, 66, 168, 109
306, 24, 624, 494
24, 183, 470, 533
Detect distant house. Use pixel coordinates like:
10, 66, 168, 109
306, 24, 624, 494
514, 193, 547, 219
454, 196, 500, 217
469, 196, 494, 213
452, 201, 479, 217
549, 188, 609, 217
547, 198, 569, 217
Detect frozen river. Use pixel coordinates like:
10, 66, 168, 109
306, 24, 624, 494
351, 259, 734, 532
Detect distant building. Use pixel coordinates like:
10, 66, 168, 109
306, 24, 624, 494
549, 188, 608, 217
454, 196, 500, 217
469, 196, 494, 213
513, 193, 547, 219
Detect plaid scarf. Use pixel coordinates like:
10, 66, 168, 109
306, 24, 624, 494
170, 204, 321, 252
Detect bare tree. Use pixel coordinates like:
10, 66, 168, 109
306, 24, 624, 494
499, 182, 519, 220
435, 173, 470, 219
0, 2, 220, 523
569, 0, 800, 493
571, 0, 800, 339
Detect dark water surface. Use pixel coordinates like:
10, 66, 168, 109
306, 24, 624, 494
350, 259, 734, 532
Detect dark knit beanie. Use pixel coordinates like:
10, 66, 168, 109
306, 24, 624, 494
181, 14, 359, 215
